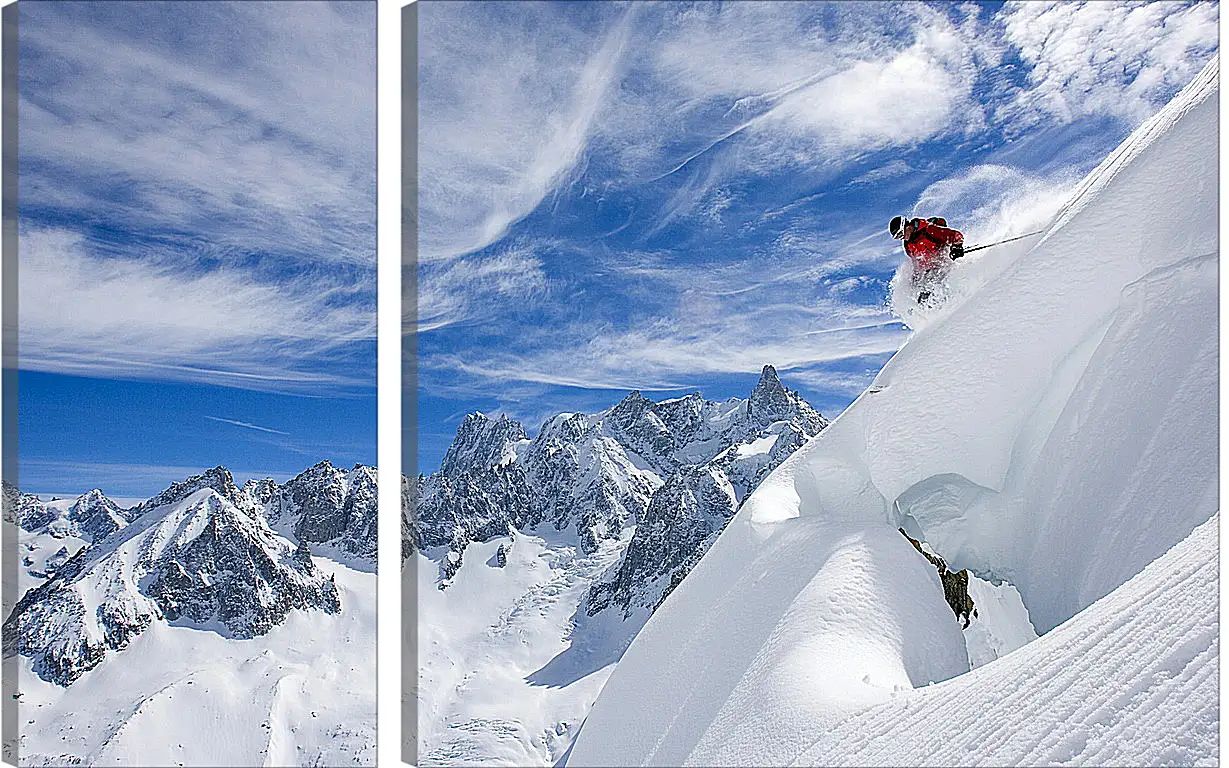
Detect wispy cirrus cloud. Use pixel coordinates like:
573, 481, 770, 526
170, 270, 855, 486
203, 416, 289, 436
417, 1, 1217, 271
416, 244, 550, 332
416, 3, 992, 269
19, 1, 375, 392
414, 1, 1218, 470
18, 228, 374, 392
417, 2, 635, 263
421, 243, 905, 394
430, 318, 905, 394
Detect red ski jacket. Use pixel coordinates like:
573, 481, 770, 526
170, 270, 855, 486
903, 217, 964, 272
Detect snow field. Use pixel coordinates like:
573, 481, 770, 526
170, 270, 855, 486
415, 533, 632, 766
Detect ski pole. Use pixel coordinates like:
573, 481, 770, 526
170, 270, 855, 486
963, 230, 1045, 255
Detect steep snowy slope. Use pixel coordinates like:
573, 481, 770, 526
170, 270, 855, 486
568, 58, 1218, 768
417, 533, 626, 766
5, 486, 131, 597
7, 480, 340, 686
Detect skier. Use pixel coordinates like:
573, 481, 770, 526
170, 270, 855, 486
889, 215, 965, 305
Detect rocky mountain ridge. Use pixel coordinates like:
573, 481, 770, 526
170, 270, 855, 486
3, 460, 376, 687
410, 366, 830, 765
408, 365, 828, 613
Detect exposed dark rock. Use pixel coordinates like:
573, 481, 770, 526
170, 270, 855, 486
412, 365, 828, 612
248, 461, 378, 563
416, 464, 532, 551
587, 467, 737, 618
7, 485, 57, 532
65, 490, 128, 542
44, 547, 71, 576
442, 413, 527, 477
130, 466, 249, 519
145, 495, 340, 635
899, 528, 977, 628
5, 470, 344, 687
242, 477, 280, 508
439, 548, 463, 588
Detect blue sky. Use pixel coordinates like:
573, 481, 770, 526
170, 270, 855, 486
413, 0, 1218, 474
18, 1, 376, 497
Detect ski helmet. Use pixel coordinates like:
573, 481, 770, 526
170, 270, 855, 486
889, 215, 907, 239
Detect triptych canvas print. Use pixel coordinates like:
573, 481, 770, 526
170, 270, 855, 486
2, 1, 1221, 767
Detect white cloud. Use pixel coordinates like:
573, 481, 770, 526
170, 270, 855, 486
415, 245, 550, 332
751, 22, 978, 160
18, 228, 373, 391
417, 3, 633, 262
781, 365, 888, 398
415, 3, 998, 262
16, 3, 376, 391
20, 2, 375, 266
413, 1, 1218, 269
848, 159, 917, 187
638, 3, 987, 174
421, 247, 904, 392
412, 1, 1218, 410
429, 314, 905, 393
997, 1, 1219, 128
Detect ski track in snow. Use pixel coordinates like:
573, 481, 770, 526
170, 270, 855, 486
567, 57, 1219, 768
793, 514, 1218, 767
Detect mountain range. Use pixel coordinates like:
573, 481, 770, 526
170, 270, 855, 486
5, 460, 376, 688
409, 365, 830, 765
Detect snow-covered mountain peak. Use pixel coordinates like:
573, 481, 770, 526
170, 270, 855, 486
749, 362, 786, 404
4, 455, 379, 692
132, 465, 245, 519
441, 412, 528, 477
414, 369, 833, 764
539, 411, 592, 446
66, 489, 128, 542
254, 460, 378, 563
5, 483, 56, 532
609, 389, 651, 414
5, 484, 340, 687
749, 363, 827, 433
413, 368, 829, 565
242, 475, 281, 507
71, 488, 108, 506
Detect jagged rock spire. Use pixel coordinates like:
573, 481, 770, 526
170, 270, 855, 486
132, 466, 243, 517
441, 412, 527, 477
748, 364, 793, 424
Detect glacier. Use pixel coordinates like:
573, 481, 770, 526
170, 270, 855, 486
567, 57, 1218, 768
